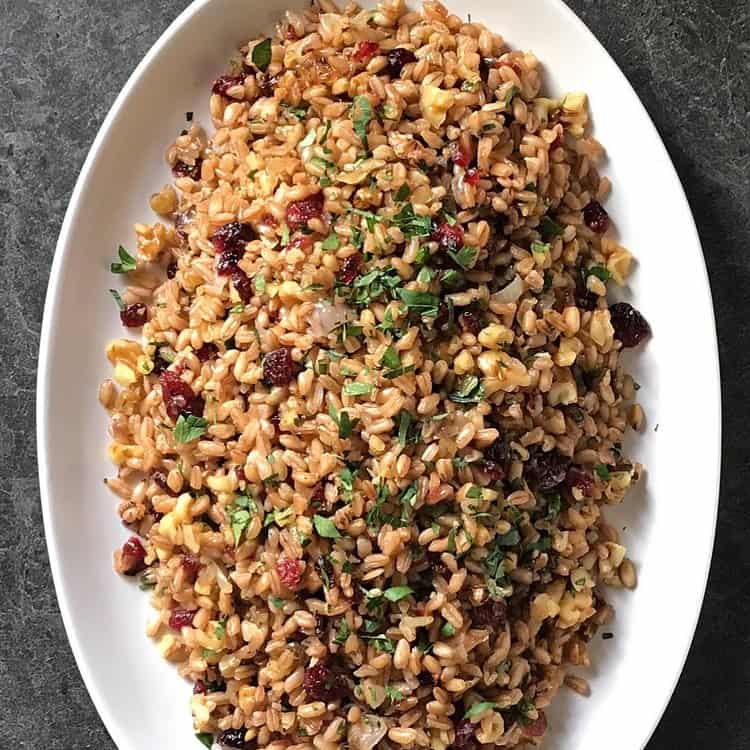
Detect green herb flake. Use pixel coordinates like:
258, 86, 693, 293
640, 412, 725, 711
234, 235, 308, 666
546, 494, 562, 520
251, 38, 272, 71
595, 463, 611, 480
322, 233, 340, 251
174, 414, 208, 443
394, 184, 410, 202
195, 732, 214, 748
385, 684, 403, 701
362, 634, 395, 653
255, 276, 267, 293
586, 264, 612, 283
383, 585, 413, 602
504, 84, 520, 107
540, 215, 564, 238
344, 381, 374, 396
531, 240, 551, 256
313, 514, 341, 539
108, 288, 125, 311
351, 95, 374, 149
464, 701, 498, 720
396, 288, 440, 318
280, 224, 290, 247
328, 402, 358, 439
440, 621, 455, 637
334, 619, 351, 645
448, 245, 479, 270
214, 619, 227, 639
391, 203, 433, 238
110, 245, 137, 274
449, 375, 485, 405
461, 78, 480, 92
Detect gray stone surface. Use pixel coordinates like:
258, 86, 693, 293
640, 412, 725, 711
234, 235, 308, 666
0, 0, 748, 746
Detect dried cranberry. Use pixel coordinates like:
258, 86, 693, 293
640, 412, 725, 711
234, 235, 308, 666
196, 343, 218, 362
284, 24, 298, 40
159, 370, 205, 421
166, 260, 178, 278
459, 311, 481, 335
303, 662, 344, 702
387, 47, 417, 78
354, 40, 379, 62
218, 728, 249, 748
609, 302, 651, 348
481, 460, 505, 483
182, 554, 201, 581
120, 302, 147, 328
452, 718, 476, 748
172, 159, 202, 181
472, 598, 507, 628
263, 348, 297, 386
464, 168, 481, 186
485, 438, 510, 466
211, 221, 255, 259
193, 680, 206, 695
337, 253, 363, 284
523, 711, 548, 737
565, 465, 594, 495
212, 75, 244, 96
551, 129, 565, 149
286, 193, 325, 230
231, 268, 254, 304
277, 557, 303, 589
434, 302, 451, 331
432, 222, 464, 253
119, 537, 146, 576
525, 448, 570, 492
582, 200, 609, 234
448, 141, 471, 168
168, 608, 197, 630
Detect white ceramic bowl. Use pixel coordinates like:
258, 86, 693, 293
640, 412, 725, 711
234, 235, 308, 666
37, 1, 721, 748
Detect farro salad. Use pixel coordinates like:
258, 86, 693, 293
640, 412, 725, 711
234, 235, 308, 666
101, 0, 651, 747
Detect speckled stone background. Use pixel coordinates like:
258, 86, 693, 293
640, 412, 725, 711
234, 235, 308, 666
1, 0, 748, 747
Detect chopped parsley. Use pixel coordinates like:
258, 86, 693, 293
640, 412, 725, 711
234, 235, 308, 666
595, 463, 611, 480
383, 585, 413, 602
108, 288, 125, 311
385, 684, 403, 701
229, 494, 258, 546
449, 375, 485, 405
251, 38, 272, 70
394, 184, 410, 202
110, 245, 137, 274
195, 733, 214, 748
361, 634, 395, 653
396, 288, 440, 317
328, 402, 358, 439
322, 233, 340, 251
391, 203, 433, 238
504, 84, 520, 107
586, 264, 612, 283
351, 95, 374, 149
465, 701, 497, 720
334, 619, 351, 645
540, 215, 564, 238
174, 414, 208, 443
448, 245, 479, 270
313, 514, 341, 539
343, 381, 374, 396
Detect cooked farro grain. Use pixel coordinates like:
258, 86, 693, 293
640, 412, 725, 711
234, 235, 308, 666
102, 1, 651, 747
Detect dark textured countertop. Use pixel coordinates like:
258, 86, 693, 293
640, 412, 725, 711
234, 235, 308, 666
1, 0, 748, 747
